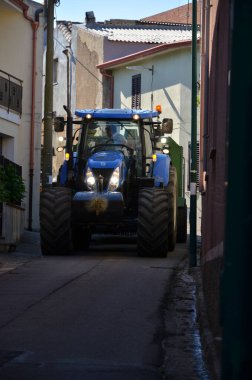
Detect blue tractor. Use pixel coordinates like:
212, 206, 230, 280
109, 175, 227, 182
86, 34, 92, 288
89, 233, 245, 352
40, 107, 186, 257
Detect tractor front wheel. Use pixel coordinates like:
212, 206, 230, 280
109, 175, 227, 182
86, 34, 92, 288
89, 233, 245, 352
40, 187, 72, 255
137, 188, 168, 258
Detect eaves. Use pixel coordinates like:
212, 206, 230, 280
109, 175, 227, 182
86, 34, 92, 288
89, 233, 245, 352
97, 40, 198, 70
6, 0, 29, 12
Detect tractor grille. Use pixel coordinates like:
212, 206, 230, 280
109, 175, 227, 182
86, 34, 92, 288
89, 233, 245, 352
92, 168, 114, 191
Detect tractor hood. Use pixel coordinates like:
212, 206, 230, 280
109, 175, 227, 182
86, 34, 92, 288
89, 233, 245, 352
88, 150, 124, 170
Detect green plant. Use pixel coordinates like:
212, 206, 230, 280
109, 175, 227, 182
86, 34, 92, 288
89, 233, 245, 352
0, 167, 8, 202
197, 95, 200, 107
0, 165, 25, 205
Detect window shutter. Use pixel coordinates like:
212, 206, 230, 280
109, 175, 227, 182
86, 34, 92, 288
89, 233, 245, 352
0, 76, 22, 114
131, 74, 141, 109
188, 141, 200, 190
0, 77, 9, 108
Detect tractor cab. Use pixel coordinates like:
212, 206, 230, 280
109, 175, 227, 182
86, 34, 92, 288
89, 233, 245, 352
73, 108, 166, 184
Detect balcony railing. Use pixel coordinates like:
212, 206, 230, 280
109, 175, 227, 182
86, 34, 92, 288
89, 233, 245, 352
0, 69, 23, 115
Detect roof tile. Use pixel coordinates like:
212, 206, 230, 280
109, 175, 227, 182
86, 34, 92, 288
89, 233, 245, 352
79, 23, 194, 44
56, 3, 201, 45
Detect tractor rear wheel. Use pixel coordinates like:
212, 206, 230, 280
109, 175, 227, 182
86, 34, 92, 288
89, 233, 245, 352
40, 187, 72, 255
167, 166, 178, 251
137, 188, 168, 258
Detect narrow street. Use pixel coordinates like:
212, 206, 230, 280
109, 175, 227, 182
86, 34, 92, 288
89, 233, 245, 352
0, 234, 210, 380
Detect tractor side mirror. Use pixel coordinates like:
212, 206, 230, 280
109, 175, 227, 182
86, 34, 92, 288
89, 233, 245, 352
54, 117, 65, 132
161, 118, 173, 134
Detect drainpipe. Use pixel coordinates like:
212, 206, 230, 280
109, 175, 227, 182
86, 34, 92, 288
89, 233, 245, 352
189, 0, 198, 267
200, 0, 210, 193
199, 0, 206, 192
99, 69, 114, 108
23, 6, 44, 230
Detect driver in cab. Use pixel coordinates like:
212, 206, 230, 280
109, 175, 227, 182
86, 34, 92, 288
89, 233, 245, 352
105, 125, 127, 145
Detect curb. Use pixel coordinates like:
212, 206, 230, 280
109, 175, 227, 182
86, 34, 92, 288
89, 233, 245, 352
0, 230, 41, 276
190, 267, 222, 380
161, 256, 205, 379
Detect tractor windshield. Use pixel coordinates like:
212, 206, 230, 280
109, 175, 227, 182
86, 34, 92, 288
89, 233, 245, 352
85, 120, 141, 153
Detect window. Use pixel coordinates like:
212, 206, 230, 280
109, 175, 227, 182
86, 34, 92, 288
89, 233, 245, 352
9, 82, 22, 114
53, 58, 58, 84
143, 125, 153, 176
131, 74, 141, 109
0, 77, 9, 108
0, 73, 22, 114
188, 141, 200, 189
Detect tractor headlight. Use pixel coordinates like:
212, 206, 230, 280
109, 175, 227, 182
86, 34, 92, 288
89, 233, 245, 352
108, 167, 120, 191
86, 167, 96, 190
162, 145, 169, 155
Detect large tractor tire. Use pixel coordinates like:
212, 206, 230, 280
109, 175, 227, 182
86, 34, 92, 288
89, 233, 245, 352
167, 166, 178, 251
40, 187, 72, 255
177, 203, 188, 243
72, 226, 91, 251
137, 188, 168, 258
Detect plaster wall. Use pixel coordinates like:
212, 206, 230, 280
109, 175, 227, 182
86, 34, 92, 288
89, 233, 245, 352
53, 26, 77, 116
200, 0, 230, 342
0, 4, 45, 230
76, 28, 104, 109
103, 40, 158, 61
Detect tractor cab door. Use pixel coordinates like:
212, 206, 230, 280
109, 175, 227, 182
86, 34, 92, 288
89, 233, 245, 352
142, 124, 154, 177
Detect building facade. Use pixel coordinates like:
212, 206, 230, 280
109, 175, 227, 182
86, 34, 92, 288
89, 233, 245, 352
97, 41, 201, 231
199, 0, 252, 378
52, 12, 199, 183
0, 0, 45, 232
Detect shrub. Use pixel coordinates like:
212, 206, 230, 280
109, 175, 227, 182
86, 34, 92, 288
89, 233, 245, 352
0, 165, 25, 205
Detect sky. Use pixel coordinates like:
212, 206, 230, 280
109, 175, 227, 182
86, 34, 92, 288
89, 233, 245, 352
38, 1, 190, 23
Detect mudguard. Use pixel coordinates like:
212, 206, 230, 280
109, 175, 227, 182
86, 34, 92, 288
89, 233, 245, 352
59, 152, 78, 186
59, 160, 68, 185
153, 153, 171, 187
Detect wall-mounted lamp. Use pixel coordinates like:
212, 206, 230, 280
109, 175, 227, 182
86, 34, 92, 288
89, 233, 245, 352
126, 65, 154, 73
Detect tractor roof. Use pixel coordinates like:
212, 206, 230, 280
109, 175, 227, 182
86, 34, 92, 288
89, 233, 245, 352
75, 108, 160, 119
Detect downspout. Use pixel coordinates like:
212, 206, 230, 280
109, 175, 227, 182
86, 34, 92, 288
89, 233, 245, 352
23, 7, 44, 230
199, 0, 206, 192
189, 0, 198, 267
201, 0, 210, 192
99, 69, 114, 108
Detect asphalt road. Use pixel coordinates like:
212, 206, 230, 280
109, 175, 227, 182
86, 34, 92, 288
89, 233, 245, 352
0, 236, 186, 380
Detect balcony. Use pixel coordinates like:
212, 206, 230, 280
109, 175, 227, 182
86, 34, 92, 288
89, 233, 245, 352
0, 69, 23, 116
